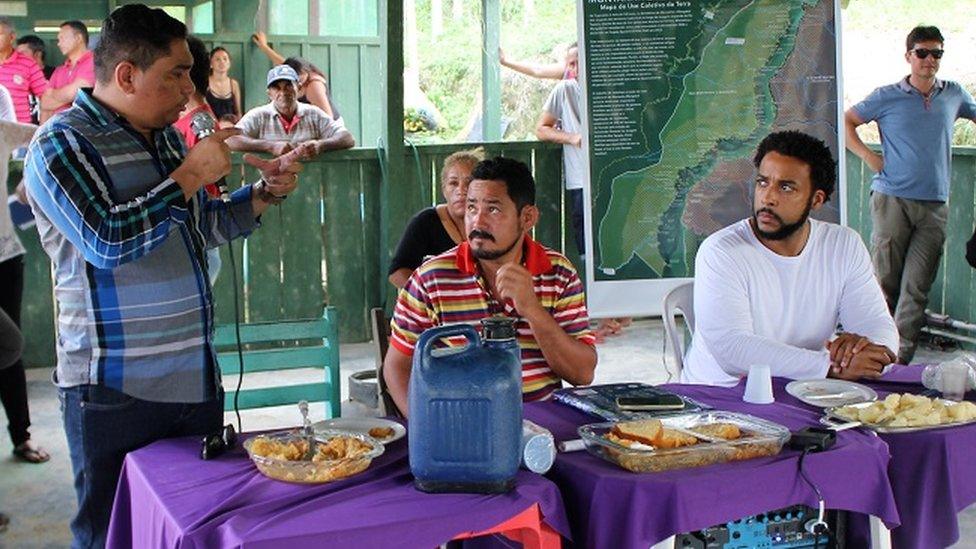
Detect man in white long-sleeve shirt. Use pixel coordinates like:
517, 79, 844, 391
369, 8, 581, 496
682, 131, 899, 387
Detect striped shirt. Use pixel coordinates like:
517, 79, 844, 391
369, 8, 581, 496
390, 237, 595, 401
24, 90, 259, 403
236, 101, 345, 144
0, 50, 48, 123
47, 50, 95, 114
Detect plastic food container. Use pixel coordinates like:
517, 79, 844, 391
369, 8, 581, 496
243, 429, 384, 484
578, 411, 790, 473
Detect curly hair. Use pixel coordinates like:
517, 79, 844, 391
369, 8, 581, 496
753, 131, 836, 201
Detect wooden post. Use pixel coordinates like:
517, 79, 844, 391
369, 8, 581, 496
481, 0, 501, 141
381, 0, 407, 308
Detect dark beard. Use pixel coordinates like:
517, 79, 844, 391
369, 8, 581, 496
752, 199, 813, 241
471, 235, 521, 260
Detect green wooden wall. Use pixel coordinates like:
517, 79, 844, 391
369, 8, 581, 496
12, 146, 976, 368
846, 147, 976, 329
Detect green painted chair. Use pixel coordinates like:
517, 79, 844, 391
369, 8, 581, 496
214, 307, 341, 419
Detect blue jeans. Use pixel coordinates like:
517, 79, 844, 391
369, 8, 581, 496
568, 188, 585, 257
60, 385, 223, 549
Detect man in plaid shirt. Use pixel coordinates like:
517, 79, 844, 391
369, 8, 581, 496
24, 6, 301, 547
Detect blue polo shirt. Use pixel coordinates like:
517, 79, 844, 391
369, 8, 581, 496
852, 77, 976, 202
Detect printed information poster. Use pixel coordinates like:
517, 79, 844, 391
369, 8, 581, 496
579, 0, 842, 316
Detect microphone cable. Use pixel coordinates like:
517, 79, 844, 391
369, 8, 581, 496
797, 448, 833, 548
226, 233, 245, 434
211, 161, 247, 435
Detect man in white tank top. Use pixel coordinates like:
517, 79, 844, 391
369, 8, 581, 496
682, 131, 899, 387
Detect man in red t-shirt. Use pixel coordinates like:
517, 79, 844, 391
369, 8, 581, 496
39, 21, 94, 121
0, 17, 48, 124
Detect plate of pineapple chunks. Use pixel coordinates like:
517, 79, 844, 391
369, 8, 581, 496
829, 393, 976, 433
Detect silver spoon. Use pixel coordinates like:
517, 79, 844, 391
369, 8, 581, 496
298, 400, 316, 460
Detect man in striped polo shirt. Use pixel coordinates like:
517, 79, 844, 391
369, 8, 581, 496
0, 17, 48, 124
384, 157, 597, 415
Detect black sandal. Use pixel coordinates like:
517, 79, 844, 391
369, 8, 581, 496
12, 442, 50, 464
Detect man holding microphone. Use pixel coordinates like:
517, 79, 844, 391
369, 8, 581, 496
23, 5, 300, 547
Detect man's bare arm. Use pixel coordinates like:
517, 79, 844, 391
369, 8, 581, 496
500, 48, 564, 80
535, 111, 581, 147
844, 109, 883, 173
496, 263, 595, 385
226, 135, 287, 155
524, 307, 596, 385
311, 130, 355, 154
382, 347, 412, 417
388, 268, 412, 289
39, 80, 93, 122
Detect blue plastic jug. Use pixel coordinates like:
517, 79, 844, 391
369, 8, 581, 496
409, 317, 522, 493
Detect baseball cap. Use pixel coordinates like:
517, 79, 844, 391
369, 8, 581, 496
266, 65, 300, 87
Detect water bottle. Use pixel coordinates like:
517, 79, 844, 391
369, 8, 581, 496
409, 318, 522, 494
521, 420, 556, 474
922, 354, 976, 396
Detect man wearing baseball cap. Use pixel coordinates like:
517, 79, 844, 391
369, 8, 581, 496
227, 64, 354, 156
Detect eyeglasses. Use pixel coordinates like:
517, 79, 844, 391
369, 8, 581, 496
200, 424, 237, 460
912, 48, 944, 59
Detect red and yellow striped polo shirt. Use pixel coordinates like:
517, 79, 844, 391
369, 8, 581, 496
390, 236, 595, 401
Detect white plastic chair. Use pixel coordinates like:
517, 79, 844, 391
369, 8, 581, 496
661, 281, 695, 380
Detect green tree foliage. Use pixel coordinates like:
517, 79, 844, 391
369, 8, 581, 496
412, 0, 577, 142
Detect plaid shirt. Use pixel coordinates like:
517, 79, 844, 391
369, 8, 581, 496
24, 90, 258, 403
390, 237, 595, 401
236, 101, 345, 144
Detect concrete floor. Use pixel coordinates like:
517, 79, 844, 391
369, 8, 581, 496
1, 319, 975, 547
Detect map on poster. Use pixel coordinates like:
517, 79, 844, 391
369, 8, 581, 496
583, 0, 841, 293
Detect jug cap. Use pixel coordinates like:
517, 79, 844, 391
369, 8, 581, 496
482, 316, 517, 340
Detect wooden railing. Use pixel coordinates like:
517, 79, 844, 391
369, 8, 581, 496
846, 146, 976, 329
10, 144, 976, 367
211, 141, 570, 345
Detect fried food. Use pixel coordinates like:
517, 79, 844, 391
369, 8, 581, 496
249, 437, 308, 461
654, 428, 699, 449
246, 433, 379, 483
835, 393, 976, 429
314, 435, 372, 461
599, 418, 783, 473
689, 422, 742, 441
368, 426, 395, 439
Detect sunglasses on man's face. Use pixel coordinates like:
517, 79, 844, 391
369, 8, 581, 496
912, 48, 944, 60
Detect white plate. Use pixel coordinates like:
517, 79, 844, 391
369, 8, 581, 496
312, 417, 406, 444
786, 379, 877, 408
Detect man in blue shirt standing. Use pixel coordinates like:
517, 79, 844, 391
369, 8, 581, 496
845, 25, 976, 364
24, 5, 300, 547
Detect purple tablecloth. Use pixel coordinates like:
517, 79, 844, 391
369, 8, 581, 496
106, 432, 570, 549
809, 365, 976, 549
525, 379, 900, 549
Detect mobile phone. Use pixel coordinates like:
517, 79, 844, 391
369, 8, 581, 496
615, 395, 685, 411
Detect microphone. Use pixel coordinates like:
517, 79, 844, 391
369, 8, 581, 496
189, 111, 231, 203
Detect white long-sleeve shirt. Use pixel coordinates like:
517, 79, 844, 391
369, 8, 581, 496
681, 218, 898, 387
